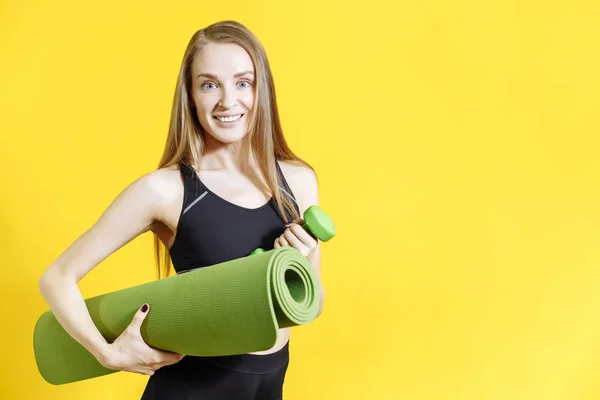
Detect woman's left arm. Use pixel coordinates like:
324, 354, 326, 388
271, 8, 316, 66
274, 164, 325, 317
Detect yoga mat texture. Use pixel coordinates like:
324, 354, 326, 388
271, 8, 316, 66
33, 248, 319, 385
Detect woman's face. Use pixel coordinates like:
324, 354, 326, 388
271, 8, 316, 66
190, 42, 256, 145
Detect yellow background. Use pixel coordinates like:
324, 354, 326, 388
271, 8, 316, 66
1, 0, 600, 399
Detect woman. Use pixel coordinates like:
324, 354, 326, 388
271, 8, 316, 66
38, 20, 325, 399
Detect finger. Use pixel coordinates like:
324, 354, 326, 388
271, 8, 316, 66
274, 238, 281, 248
284, 228, 305, 250
279, 235, 290, 247
289, 223, 317, 247
162, 354, 185, 367
128, 303, 149, 332
164, 350, 185, 363
155, 350, 184, 368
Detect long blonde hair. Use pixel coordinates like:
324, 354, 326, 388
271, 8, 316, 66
154, 20, 311, 279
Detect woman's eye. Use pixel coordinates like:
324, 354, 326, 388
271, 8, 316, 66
202, 82, 217, 90
238, 81, 251, 88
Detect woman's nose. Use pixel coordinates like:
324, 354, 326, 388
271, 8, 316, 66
218, 87, 236, 109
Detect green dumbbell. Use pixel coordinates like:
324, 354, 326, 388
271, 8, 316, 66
249, 205, 336, 256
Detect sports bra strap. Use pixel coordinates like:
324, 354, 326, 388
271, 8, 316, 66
275, 160, 300, 216
178, 163, 206, 212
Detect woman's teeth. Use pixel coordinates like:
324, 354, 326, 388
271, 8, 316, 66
215, 114, 243, 122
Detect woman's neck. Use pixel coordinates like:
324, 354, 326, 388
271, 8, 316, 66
200, 134, 257, 172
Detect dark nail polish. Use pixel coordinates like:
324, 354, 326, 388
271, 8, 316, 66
141, 304, 149, 313
285, 222, 292, 227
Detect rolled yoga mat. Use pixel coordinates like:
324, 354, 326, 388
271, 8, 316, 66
33, 247, 320, 385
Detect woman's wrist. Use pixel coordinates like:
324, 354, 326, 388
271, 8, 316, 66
90, 340, 116, 367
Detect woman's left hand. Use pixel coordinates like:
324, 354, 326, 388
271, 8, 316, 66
274, 220, 318, 259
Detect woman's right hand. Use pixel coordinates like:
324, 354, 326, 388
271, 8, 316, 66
99, 304, 185, 376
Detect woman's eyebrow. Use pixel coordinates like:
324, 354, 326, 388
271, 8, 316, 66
196, 71, 255, 80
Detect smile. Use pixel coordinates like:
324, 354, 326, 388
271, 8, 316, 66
214, 114, 243, 122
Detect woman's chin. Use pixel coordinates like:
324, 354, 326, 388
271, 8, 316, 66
205, 130, 250, 145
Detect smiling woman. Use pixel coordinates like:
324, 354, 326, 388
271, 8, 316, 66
37, 20, 324, 400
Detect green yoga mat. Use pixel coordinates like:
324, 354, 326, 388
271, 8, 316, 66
33, 247, 319, 385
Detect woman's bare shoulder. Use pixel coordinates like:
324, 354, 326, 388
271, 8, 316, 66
277, 159, 319, 213
278, 159, 316, 178
139, 164, 183, 203
133, 165, 184, 239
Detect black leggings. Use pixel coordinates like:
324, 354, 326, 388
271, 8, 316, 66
140, 344, 290, 400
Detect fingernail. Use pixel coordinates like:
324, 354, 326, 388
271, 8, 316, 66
141, 304, 149, 313
285, 222, 292, 227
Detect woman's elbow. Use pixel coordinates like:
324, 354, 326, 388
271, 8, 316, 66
38, 268, 58, 299
38, 265, 71, 298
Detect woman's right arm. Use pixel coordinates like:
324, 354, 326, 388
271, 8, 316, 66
38, 169, 183, 375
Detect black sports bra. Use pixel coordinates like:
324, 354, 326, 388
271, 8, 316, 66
169, 161, 300, 274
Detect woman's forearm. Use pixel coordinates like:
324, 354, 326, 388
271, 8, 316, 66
38, 269, 111, 364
